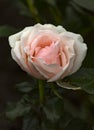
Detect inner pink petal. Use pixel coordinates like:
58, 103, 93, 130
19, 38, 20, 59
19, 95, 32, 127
30, 33, 59, 55
35, 42, 60, 65
37, 35, 53, 47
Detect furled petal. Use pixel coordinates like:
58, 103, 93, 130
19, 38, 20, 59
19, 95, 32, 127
35, 41, 60, 65
27, 57, 45, 79
61, 32, 87, 74
48, 53, 75, 82
11, 41, 31, 74
61, 39, 75, 74
30, 31, 59, 52
31, 58, 62, 79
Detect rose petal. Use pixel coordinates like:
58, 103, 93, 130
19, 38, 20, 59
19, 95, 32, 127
27, 31, 60, 59
61, 32, 87, 74
27, 57, 45, 79
9, 26, 32, 48
11, 41, 31, 74
61, 39, 75, 74
35, 41, 60, 65
48, 64, 69, 82
34, 24, 66, 33
48, 53, 75, 82
31, 58, 62, 79
56, 25, 66, 33
9, 32, 22, 48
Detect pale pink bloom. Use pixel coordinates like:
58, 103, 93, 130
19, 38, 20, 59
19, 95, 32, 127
9, 24, 87, 82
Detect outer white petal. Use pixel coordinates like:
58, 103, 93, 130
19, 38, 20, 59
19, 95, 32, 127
11, 41, 31, 74
56, 25, 66, 33
60, 32, 87, 74
8, 26, 32, 47
33, 23, 66, 34
61, 31, 84, 42
72, 41, 87, 74
61, 39, 75, 75
34, 23, 58, 32
9, 31, 22, 48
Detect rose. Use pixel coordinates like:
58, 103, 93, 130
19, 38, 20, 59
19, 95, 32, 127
9, 24, 87, 82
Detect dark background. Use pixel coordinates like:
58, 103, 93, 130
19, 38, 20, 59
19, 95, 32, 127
0, 0, 32, 129
0, 0, 94, 130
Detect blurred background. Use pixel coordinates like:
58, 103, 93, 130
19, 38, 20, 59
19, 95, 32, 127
0, 0, 94, 130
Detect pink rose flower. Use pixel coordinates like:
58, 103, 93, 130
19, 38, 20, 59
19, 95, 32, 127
9, 24, 87, 82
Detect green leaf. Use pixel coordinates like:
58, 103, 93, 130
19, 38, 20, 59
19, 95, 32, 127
45, 0, 56, 6
64, 118, 93, 130
22, 116, 40, 130
57, 81, 81, 90
17, 0, 32, 17
41, 118, 58, 130
0, 25, 20, 37
58, 112, 72, 129
6, 98, 31, 120
15, 82, 34, 93
63, 99, 80, 118
73, 0, 94, 12
57, 68, 94, 94
43, 97, 64, 122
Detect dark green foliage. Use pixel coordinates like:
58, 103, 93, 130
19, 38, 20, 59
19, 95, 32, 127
73, 0, 94, 12
0, 25, 20, 37
64, 118, 93, 130
6, 96, 31, 120
43, 97, 64, 122
64, 68, 94, 94
15, 82, 36, 93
